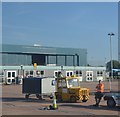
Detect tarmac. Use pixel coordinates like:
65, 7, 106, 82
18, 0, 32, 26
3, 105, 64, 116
1, 80, 120, 116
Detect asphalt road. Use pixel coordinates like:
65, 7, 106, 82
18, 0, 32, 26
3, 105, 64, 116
1, 81, 120, 115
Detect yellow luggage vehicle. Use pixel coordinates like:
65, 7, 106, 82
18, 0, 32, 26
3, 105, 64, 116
55, 76, 89, 103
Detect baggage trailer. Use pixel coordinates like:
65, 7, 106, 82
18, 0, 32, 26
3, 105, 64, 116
104, 91, 120, 107
22, 77, 56, 99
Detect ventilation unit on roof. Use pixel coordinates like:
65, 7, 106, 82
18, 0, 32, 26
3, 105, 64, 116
33, 44, 41, 47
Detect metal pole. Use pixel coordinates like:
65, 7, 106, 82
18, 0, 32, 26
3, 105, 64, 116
108, 32, 115, 91
20, 65, 23, 78
109, 35, 113, 81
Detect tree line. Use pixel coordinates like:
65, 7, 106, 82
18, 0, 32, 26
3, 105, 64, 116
106, 60, 120, 71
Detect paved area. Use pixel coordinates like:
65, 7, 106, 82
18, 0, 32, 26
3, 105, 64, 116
1, 81, 120, 115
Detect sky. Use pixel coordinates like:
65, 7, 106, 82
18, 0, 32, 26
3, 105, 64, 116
2, 2, 118, 66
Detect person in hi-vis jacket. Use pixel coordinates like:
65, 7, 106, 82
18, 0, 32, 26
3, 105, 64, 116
93, 80, 104, 106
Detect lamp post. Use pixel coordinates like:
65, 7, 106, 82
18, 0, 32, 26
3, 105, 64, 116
20, 65, 23, 78
108, 32, 115, 91
61, 65, 63, 72
60, 65, 64, 77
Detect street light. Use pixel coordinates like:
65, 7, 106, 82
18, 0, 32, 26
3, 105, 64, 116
108, 32, 115, 91
20, 65, 23, 78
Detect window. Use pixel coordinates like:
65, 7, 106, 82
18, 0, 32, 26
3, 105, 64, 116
76, 71, 78, 76
30, 71, 33, 75
58, 79, 66, 87
0, 71, 4, 76
58, 80, 62, 87
8, 79, 11, 82
90, 73, 92, 76
36, 71, 41, 75
51, 80, 56, 86
70, 72, 73, 76
66, 71, 73, 77
54, 71, 62, 78
36, 70, 44, 75
79, 71, 82, 76
97, 71, 103, 76
41, 71, 44, 75
8, 72, 11, 77
12, 72, 15, 77
67, 72, 69, 77
55, 72, 58, 77
100, 71, 103, 75
25, 71, 29, 76
61, 79, 66, 87
12, 79, 15, 83
7, 71, 16, 78
68, 78, 79, 87
86, 71, 93, 81
76, 70, 82, 77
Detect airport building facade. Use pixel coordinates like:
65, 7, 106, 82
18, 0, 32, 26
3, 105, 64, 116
118, 34, 120, 62
0, 44, 106, 84
118, 2, 120, 62
1, 44, 87, 66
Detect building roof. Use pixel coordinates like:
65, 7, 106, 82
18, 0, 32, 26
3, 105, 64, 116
1, 44, 87, 56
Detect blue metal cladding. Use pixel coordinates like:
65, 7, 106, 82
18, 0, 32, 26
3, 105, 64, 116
119, 2, 120, 62
2, 53, 32, 66
1, 44, 87, 66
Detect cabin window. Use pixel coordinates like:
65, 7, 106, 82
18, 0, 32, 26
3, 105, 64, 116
41, 71, 44, 75
12, 72, 15, 77
76, 70, 82, 76
30, 71, 33, 75
97, 71, 103, 76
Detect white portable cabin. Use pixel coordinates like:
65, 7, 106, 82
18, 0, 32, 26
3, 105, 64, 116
22, 77, 56, 98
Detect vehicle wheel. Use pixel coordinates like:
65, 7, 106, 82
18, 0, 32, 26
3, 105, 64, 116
107, 98, 116, 108
70, 96, 76, 103
36, 94, 42, 100
49, 95, 53, 99
25, 94, 30, 99
82, 95, 88, 102
56, 94, 62, 102
82, 99, 87, 102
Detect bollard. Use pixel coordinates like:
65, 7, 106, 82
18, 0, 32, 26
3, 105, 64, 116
52, 93, 58, 110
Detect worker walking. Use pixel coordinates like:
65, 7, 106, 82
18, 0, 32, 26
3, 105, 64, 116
93, 80, 104, 107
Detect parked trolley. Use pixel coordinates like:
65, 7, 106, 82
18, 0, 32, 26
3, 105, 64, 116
22, 77, 56, 99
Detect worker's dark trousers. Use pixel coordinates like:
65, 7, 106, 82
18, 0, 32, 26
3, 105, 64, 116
95, 92, 104, 106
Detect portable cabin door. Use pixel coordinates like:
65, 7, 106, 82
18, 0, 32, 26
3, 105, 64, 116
86, 71, 93, 81
6, 71, 17, 84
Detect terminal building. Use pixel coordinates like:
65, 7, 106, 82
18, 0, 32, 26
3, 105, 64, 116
118, 2, 120, 62
1, 44, 87, 66
118, 31, 120, 63
0, 44, 106, 84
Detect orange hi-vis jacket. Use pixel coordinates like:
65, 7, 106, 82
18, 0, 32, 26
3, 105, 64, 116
96, 83, 104, 92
